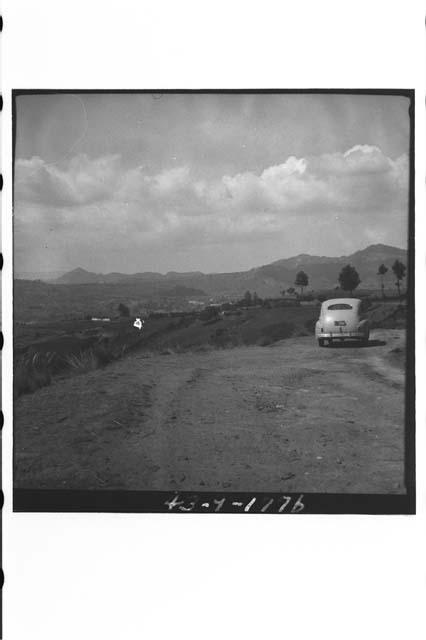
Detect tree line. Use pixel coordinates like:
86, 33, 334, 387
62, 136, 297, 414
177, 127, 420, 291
280, 259, 406, 298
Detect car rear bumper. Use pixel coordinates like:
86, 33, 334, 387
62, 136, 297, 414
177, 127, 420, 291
316, 331, 367, 339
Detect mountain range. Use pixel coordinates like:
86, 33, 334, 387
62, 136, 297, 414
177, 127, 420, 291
49, 243, 407, 297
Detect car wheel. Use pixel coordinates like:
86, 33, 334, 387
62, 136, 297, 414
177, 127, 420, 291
318, 338, 325, 347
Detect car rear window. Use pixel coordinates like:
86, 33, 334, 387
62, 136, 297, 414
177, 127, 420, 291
327, 303, 353, 310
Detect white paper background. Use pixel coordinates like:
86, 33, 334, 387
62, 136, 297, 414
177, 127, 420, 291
2, 1, 425, 638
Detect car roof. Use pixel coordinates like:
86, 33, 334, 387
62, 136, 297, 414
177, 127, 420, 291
322, 298, 361, 306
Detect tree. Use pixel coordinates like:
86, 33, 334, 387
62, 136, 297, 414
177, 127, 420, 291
200, 305, 219, 321
252, 291, 261, 306
338, 264, 361, 295
280, 287, 295, 297
392, 259, 406, 298
118, 302, 130, 317
295, 271, 309, 295
377, 263, 388, 299
243, 290, 252, 306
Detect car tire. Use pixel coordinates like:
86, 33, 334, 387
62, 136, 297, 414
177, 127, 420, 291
318, 338, 325, 347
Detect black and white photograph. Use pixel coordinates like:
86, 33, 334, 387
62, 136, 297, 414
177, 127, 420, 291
12, 90, 414, 513
2, 2, 425, 640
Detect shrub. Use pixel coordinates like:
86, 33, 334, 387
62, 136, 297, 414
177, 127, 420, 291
260, 321, 295, 343
118, 302, 130, 317
304, 318, 317, 333
65, 349, 99, 372
199, 306, 220, 321
14, 351, 52, 398
178, 315, 197, 329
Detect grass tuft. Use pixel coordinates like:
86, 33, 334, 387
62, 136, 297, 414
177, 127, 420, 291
14, 351, 52, 398
65, 349, 99, 372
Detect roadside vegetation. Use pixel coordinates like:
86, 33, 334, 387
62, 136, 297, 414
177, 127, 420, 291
14, 297, 407, 398
14, 258, 408, 398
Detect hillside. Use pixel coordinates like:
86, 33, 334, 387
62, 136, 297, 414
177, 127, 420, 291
48, 243, 408, 297
14, 279, 207, 323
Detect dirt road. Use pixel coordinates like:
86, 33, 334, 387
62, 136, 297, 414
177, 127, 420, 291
14, 329, 406, 493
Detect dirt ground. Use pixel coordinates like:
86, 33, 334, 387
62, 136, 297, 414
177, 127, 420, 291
14, 329, 406, 493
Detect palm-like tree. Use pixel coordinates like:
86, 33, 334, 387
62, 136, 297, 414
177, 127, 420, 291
377, 263, 388, 299
392, 260, 406, 298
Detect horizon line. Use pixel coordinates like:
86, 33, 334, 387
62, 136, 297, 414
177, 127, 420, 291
15, 242, 408, 280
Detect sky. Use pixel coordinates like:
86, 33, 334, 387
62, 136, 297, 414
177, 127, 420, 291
14, 92, 410, 276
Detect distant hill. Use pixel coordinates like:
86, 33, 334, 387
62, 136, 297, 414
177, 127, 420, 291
55, 267, 104, 284
48, 243, 407, 297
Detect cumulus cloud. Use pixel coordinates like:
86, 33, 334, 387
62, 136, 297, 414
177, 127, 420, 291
15, 145, 407, 215
220, 146, 407, 216
14, 144, 409, 272
15, 154, 121, 206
